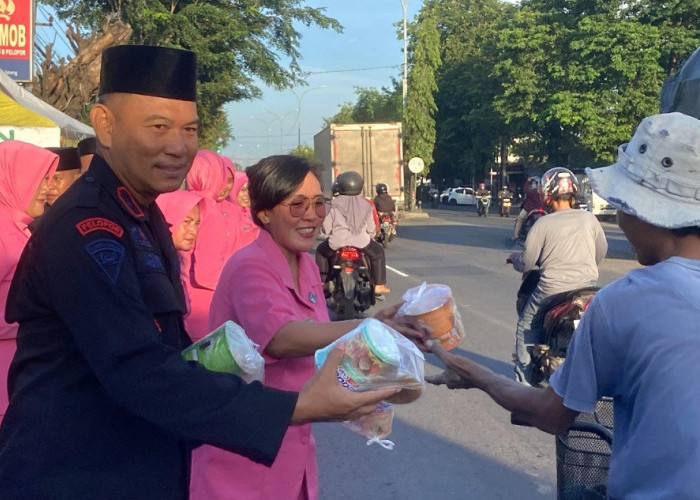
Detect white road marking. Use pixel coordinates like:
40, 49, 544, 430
386, 265, 409, 277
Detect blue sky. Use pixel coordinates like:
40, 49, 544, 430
224, 0, 423, 165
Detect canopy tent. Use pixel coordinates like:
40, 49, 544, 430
0, 70, 94, 146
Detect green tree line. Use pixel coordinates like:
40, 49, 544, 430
328, 0, 700, 186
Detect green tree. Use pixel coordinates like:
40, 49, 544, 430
403, 3, 441, 173
429, 0, 508, 186
492, 0, 700, 166
289, 144, 314, 163
41, 0, 342, 149
324, 86, 401, 125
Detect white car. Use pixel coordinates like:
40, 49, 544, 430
447, 187, 477, 206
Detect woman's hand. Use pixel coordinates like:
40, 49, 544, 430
373, 302, 430, 347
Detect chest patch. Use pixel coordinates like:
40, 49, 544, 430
130, 226, 153, 249
76, 217, 124, 238
84, 239, 125, 284
140, 251, 165, 271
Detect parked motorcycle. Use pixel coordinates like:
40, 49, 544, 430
516, 270, 599, 386
476, 195, 491, 217
323, 246, 376, 320
375, 211, 396, 248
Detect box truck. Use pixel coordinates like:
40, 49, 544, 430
314, 122, 404, 203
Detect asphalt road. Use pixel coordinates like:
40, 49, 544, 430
314, 204, 639, 500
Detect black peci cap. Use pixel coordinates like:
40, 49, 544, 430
98, 45, 197, 101
47, 147, 81, 172
77, 136, 96, 157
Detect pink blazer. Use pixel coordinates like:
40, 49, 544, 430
190, 230, 329, 500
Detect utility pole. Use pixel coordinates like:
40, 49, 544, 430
400, 0, 409, 109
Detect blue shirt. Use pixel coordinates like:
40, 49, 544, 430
550, 257, 700, 499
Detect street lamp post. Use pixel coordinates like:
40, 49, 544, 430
251, 116, 272, 156
265, 110, 297, 153
291, 86, 327, 148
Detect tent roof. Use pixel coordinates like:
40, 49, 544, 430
0, 91, 57, 128
0, 71, 94, 140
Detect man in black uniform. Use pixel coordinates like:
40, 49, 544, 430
0, 45, 401, 499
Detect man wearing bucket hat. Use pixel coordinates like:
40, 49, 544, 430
426, 112, 700, 499
0, 45, 402, 499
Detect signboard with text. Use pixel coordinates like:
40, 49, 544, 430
0, 0, 33, 82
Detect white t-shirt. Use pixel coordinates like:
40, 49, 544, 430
550, 257, 700, 499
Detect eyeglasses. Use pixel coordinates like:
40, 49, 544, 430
279, 196, 331, 218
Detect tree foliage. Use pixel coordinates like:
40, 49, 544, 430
402, 2, 440, 172
289, 144, 314, 163
324, 86, 401, 125
40, 0, 341, 149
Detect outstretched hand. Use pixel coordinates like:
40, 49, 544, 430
291, 347, 399, 424
424, 340, 480, 391
374, 302, 430, 347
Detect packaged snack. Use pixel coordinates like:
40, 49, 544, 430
182, 321, 264, 383
343, 401, 395, 449
315, 318, 425, 404
397, 282, 465, 350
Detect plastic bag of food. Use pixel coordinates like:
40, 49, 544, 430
182, 321, 264, 383
314, 317, 425, 404
343, 401, 395, 449
396, 282, 465, 351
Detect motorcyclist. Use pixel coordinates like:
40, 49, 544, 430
497, 185, 513, 216
316, 172, 391, 295
475, 182, 491, 216
506, 167, 607, 386
373, 183, 397, 233
512, 176, 544, 240
475, 182, 490, 197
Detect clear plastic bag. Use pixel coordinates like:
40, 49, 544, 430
182, 321, 264, 383
396, 282, 465, 351
315, 317, 425, 404
343, 401, 396, 449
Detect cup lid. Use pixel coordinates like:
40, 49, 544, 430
362, 327, 399, 365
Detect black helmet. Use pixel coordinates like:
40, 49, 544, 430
336, 171, 363, 196
376, 183, 388, 194
661, 45, 700, 119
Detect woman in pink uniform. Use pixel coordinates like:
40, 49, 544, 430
0, 140, 58, 421
156, 190, 205, 325
185, 150, 230, 341
217, 155, 252, 254
228, 170, 259, 252
190, 155, 419, 500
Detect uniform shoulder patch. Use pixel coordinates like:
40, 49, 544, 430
76, 217, 124, 238
84, 239, 125, 284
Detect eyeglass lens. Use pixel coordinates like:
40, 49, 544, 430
287, 197, 329, 218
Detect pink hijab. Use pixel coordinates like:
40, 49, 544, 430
0, 140, 58, 419
0, 140, 58, 233
156, 189, 205, 319
228, 170, 259, 251
185, 150, 229, 290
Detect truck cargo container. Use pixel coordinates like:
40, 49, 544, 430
313, 122, 404, 203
